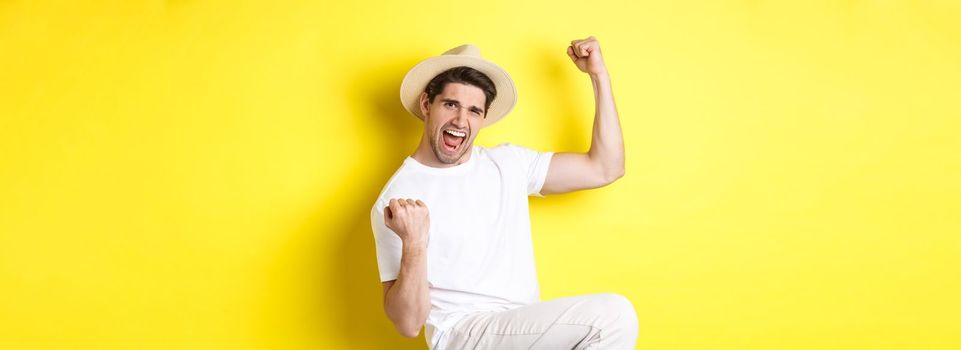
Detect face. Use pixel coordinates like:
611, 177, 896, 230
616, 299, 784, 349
419, 82, 487, 165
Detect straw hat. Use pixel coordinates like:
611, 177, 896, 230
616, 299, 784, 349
399, 44, 516, 128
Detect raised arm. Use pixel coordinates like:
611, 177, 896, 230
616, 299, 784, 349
541, 36, 624, 195
381, 198, 431, 338
541, 36, 625, 196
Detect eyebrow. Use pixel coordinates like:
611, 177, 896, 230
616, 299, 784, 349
440, 98, 485, 114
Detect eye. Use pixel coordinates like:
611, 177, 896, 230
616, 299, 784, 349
444, 102, 456, 108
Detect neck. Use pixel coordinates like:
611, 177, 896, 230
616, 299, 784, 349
411, 135, 471, 168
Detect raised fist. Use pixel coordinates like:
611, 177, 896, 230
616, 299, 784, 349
567, 36, 608, 76
384, 198, 430, 247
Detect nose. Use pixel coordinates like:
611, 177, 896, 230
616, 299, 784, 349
452, 109, 469, 128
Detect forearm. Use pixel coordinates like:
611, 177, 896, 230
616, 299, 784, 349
586, 71, 625, 181
384, 242, 431, 338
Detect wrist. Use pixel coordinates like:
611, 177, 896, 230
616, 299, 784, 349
589, 70, 610, 81
402, 237, 428, 251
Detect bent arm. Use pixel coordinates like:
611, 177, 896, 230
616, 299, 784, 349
382, 242, 431, 338
541, 71, 625, 195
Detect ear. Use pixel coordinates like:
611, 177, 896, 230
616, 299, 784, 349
418, 92, 430, 119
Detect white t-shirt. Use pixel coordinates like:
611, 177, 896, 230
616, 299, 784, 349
370, 143, 555, 350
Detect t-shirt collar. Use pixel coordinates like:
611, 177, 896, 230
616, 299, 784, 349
404, 146, 479, 175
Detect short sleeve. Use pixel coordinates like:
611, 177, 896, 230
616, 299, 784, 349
371, 201, 403, 282
495, 143, 555, 197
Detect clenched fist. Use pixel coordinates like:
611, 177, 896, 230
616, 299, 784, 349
384, 198, 430, 248
567, 36, 608, 76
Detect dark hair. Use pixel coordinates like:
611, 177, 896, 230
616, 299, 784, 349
424, 66, 497, 116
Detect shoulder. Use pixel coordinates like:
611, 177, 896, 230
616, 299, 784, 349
483, 142, 553, 167
484, 142, 538, 160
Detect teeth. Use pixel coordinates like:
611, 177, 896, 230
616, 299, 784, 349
445, 129, 466, 138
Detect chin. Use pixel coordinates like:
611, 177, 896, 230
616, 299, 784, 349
433, 144, 470, 165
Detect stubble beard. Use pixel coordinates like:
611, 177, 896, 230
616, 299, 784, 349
429, 125, 470, 165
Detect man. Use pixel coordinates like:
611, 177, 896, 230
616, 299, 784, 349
370, 36, 637, 349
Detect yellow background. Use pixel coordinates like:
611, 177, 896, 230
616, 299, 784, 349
2, 1, 959, 349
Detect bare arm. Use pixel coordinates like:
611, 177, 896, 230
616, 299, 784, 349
541, 36, 625, 195
381, 198, 431, 338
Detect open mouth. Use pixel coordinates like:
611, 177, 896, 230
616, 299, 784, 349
441, 128, 467, 153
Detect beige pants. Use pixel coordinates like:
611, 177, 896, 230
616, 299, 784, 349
440, 293, 639, 350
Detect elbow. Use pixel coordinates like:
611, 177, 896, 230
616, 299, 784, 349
387, 310, 427, 338
603, 167, 625, 184
384, 296, 429, 339
396, 323, 423, 338
597, 155, 625, 185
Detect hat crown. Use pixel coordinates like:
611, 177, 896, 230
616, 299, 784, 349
443, 44, 481, 57
399, 43, 516, 128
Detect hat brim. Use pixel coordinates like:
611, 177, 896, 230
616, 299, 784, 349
399, 55, 516, 128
